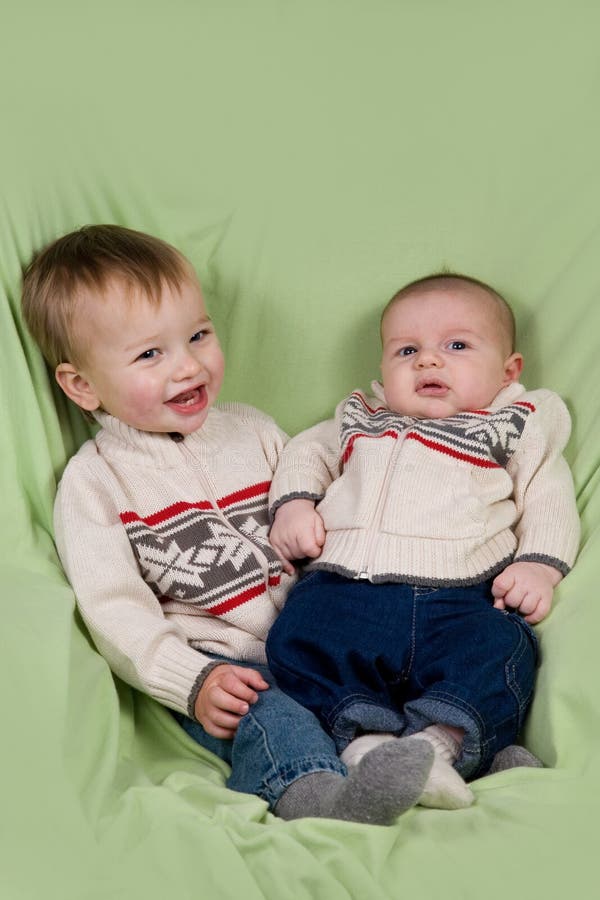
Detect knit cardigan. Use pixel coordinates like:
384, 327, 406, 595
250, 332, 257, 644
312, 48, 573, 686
54, 403, 294, 719
269, 382, 580, 586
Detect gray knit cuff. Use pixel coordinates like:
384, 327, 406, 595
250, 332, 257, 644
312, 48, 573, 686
268, 491, 323, 524
186, 660, 230, 721
513, 553, 571, 577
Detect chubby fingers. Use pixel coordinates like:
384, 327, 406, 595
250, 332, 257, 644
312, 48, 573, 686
277, 553, 296, 576
269, 534, 297, 575
492, 569, 513, 598
270, 517, 325, 567
312, 512, 326, 550
491, 571, 552, 624
195, 665, 269, 737
522, 594, 552, 624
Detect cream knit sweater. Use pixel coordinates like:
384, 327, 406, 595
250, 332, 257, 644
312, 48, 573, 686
54, 403, 294, 718
269, 383, 580, 586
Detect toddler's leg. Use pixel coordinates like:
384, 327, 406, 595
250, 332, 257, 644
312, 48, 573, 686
275, 739, 434, 824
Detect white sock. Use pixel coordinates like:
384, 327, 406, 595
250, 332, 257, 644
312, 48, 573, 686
341, 726, 474, 810
340, 732, 397, 767
407, 725, 474, 810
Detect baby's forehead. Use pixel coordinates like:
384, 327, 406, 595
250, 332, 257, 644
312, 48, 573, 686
384, 285, 497, 326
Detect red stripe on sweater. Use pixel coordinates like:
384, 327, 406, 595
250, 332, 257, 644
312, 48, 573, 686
205, 575, 281, 615
206, 581, 267, 615
120, 481, 272, 525
120, 500, 212, 526
217, 481, 271, 509
514, 401, 536, 412
352, 391, 387, 415
405, 432, 501, 468
342, 429, 398, 463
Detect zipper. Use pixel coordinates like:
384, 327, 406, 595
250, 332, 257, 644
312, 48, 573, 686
354, 432, 406, 580
176, 444, 273, 586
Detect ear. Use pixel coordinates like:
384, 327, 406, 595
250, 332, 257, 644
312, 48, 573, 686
55, 363, 101, 411
502, 352, 523, 385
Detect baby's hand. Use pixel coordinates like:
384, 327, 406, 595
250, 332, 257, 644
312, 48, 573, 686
270, 498, 326, 574
194, 664, 269, 738
491, 561, 563, 624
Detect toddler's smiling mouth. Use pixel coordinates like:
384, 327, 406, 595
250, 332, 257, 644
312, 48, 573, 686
166, 384, 207, 412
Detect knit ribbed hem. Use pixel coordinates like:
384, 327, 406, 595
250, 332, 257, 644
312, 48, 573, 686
306, 559, 511, 588
513, 553, 571, 577
186, 660, 230, 720
269, 491, 324, 523
144, 636, 225, 716
307, 527, 519, 586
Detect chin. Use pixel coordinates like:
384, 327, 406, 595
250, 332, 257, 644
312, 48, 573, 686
171, 412, 210, 435
415, 403, 460, 420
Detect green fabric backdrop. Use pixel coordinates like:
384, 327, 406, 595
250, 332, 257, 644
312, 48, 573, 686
2, 2, 599, 897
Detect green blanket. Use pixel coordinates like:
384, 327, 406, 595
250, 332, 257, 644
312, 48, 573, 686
2, 2, 598, 897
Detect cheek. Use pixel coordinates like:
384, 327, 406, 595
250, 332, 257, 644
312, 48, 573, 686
211, 348, 226, 387
121, 375, 163, 413
382, 368, 407, 395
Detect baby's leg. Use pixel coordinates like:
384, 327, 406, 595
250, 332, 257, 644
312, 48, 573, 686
341, 726, 474, 810
486, 744, 543, 773
404, 724, 474, 808
404, 583, 539, 781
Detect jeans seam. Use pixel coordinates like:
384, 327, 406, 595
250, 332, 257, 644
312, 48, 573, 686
504, 625, 536, 729
241, 710, 345, 806
403, 592, 418, 679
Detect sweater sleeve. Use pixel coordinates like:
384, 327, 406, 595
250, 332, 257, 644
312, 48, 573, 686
268, 400, 344, 517
508, 390, 580, 575
54, 452, 216, 719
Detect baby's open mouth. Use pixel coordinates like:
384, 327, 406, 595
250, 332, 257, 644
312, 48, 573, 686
416, 379, 448, 395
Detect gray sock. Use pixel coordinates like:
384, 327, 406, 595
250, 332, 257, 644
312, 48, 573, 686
275, 738, 434, 825
487, 744, 544, 774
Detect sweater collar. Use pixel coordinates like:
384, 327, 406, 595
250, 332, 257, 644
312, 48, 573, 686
486, 381, 527, 408
92, 409, 219, 466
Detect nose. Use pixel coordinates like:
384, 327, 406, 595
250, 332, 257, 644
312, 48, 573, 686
173, 348, 203, 381
415, 347, 442, 368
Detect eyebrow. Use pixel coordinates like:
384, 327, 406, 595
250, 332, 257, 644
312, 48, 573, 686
123, 316, 213, 353
385, 326, 481, 343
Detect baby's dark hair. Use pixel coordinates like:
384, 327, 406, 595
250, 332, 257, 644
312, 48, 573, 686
22, 224, 192, 368
381, 272, 516, 353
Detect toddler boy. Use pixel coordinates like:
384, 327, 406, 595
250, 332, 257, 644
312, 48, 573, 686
21, 224, 434, 824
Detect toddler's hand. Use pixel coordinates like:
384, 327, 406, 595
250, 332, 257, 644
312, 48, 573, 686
269, 498, 326, 574
194, 664, 269, 738
491, 561, 563, 624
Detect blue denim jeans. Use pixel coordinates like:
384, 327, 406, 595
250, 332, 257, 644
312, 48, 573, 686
173, 656, 346, 809
266, 571, 539, 779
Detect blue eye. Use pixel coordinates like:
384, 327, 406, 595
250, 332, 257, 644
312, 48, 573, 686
449, 340, 467, 350
190, 330, 207, 343
137, 348, 158, 360
397, 346, 417, 356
